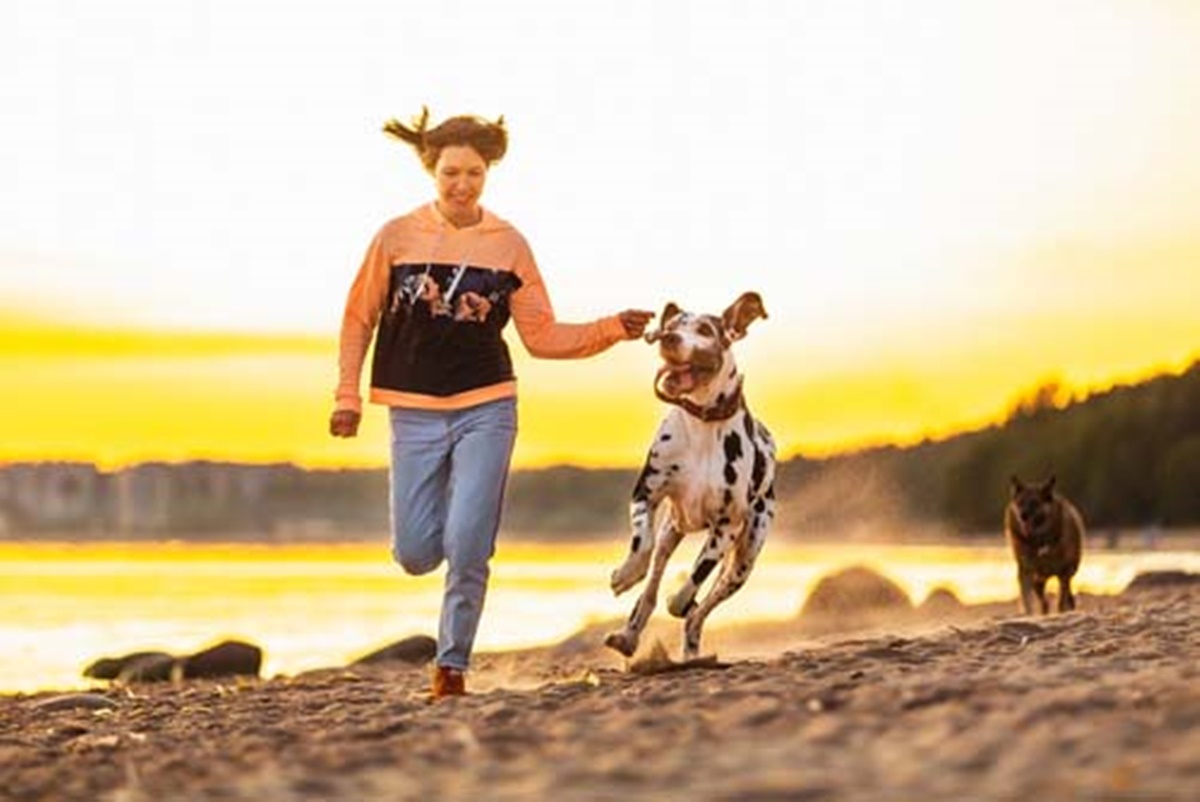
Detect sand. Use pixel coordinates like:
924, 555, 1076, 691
3, 581, 1200, 801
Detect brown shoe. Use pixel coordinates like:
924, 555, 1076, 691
430, 665, 467, 699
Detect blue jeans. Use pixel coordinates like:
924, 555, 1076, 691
388, 397, 517, 671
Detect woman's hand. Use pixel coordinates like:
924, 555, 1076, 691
329, 409, 362, 438
618, 309, 655, 339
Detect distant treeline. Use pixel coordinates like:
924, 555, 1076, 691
777, 361, 1200, 537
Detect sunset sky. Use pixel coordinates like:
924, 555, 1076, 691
3, 0, 1199, 469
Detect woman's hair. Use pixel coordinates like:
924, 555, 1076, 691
382, 107, 508, 173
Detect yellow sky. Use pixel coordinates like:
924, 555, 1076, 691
3, 1, 1200, 468
3, 306, 1197, 469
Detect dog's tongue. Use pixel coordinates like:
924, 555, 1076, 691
657, 363, 695, 395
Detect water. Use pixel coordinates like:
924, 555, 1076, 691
2, 538, 1197, 694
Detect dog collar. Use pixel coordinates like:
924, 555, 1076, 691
656, 378, 745, 422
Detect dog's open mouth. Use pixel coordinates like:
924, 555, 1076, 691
656, 355, 718, 397
656, 361, 695, 396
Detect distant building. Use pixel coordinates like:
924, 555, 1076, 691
0, 462, 106, 533
113, 461, 285, 535
112, 462, 173, 535
0, 461, 386, 539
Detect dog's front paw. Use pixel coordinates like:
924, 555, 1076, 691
610, 559, 648, 596
667, 587, 696, 618
603, 631, 638, 658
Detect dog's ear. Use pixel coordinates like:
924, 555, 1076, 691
1010, 475, 1024, 496
722, 292, 768, 341
645, 302, 682, 344
660, 301, 682, 325
1040, 475, 1056, 499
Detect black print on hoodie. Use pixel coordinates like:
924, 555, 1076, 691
373, 262, 524, 397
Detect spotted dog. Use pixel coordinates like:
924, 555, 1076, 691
1005, 474, 1085, 615
605, 291, 776, 661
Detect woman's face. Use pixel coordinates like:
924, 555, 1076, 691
434, 145, 488, 223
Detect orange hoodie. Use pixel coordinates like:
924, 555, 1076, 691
336, 203, 627, 413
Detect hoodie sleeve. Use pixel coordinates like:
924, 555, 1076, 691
334, 228, 391, 413
509, 238, 628, 359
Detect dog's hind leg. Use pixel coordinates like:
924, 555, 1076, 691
1057, 574, 1076, 612
682, 510, 768, 660
667, 521, 738, 618
605, 522, 683, 658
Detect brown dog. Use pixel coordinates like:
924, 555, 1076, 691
1004, 475, 1085, 615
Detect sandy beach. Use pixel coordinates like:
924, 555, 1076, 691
3, 574, 1199, 801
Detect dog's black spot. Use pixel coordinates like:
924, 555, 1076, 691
753, 498, 766, 515
723, 488, 733, 507
717, 516, 731, 528
751, 446, 766, 493
670, 464, 679, 472
765, 483, 775, 500
743, 413, 755, 443
660, 433, 672, 441
631, 535, 641, 552
632, 462, 660, 500
723, 432, 743, 464
692, 557, 718, 587
723, 432, 743, 486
